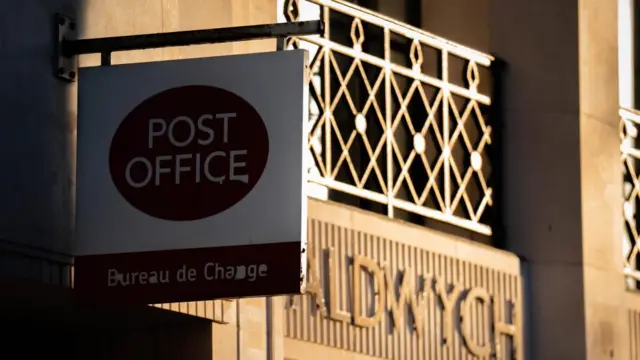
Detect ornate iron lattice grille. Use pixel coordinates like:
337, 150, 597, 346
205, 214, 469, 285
281, 0, 494, 235
622, 107, 640, 284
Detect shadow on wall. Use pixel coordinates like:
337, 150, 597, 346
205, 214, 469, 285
0, 271, 215, 360
0, 305, 214, 359
71, 318, 214, 359
0, 273, 218, 359
0, 0, 81, 254
0, 2, 216, 359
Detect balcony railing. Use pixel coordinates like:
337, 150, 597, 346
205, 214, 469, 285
622, 107, 640, 283
280, 0, 494, 235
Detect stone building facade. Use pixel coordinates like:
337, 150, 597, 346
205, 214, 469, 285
0, 0, 631, 359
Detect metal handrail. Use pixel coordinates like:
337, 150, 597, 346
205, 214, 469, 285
311, 0, 493, 64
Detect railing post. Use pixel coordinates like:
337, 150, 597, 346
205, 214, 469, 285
489, 56, 508, 249
442, 50, 451, 215
323, 6, 332, 180
384, 27, 393, 218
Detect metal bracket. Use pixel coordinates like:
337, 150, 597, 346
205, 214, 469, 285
56, 14, 78, 82
53, 16, 322, 82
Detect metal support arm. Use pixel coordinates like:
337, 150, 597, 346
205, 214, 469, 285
62, 20, 322, 56
55, 13, 323, 81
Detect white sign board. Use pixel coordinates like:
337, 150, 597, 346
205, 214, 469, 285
74, 50, 309, 304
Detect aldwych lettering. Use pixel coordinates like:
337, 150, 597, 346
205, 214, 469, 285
287, 246, 522, 357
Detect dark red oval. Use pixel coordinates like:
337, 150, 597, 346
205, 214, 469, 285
109, 85, 269, 221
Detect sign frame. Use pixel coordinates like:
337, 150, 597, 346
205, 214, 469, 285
74, 49, 310, 305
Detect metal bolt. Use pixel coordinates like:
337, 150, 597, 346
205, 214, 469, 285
58, 17, 66, 26
69, 71, 76, 79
